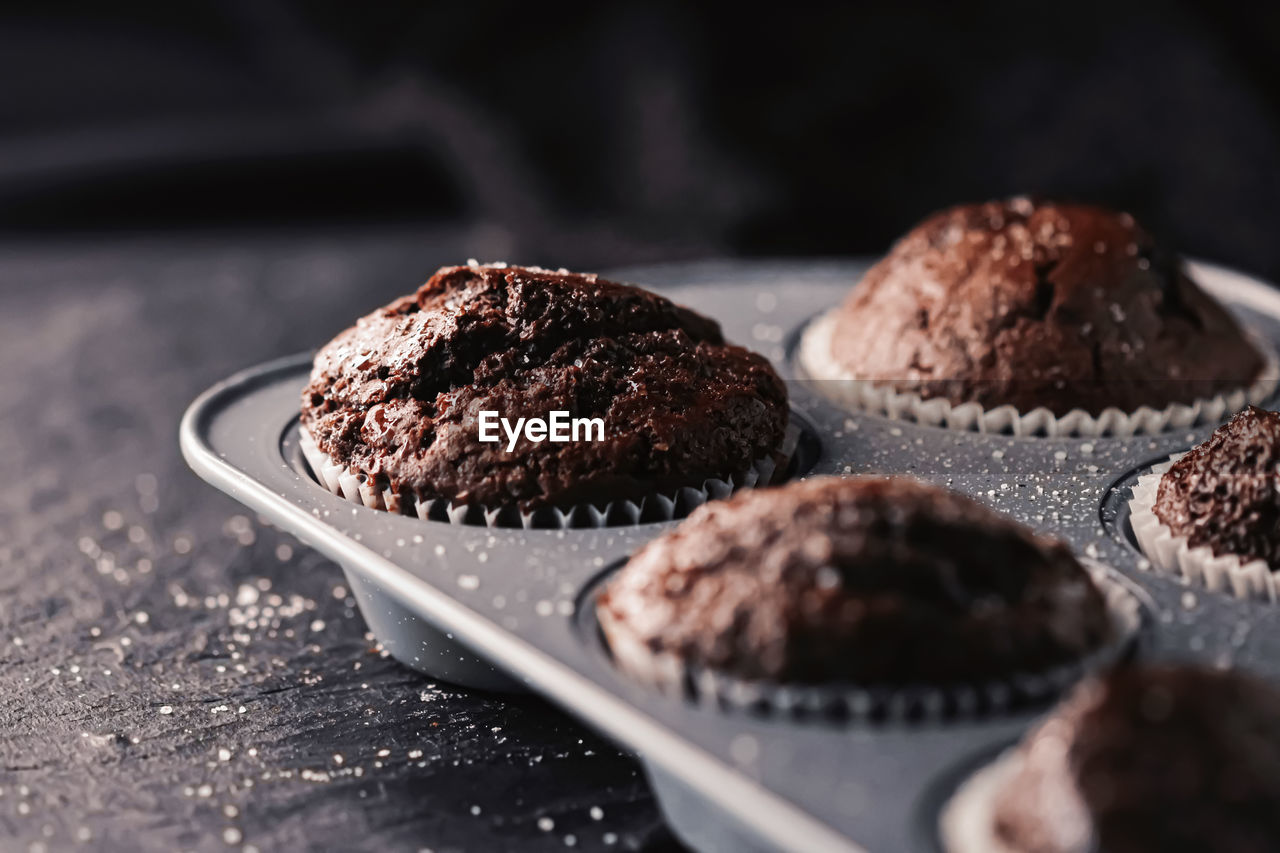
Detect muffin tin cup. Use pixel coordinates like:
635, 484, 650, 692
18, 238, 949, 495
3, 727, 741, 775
1128, 455, 1278, 602
298, 424, 800, 529
798, 310, 1280, 437
598, 563, 1144, 724
182, 258, 1280, 853
338, 561, 527, 691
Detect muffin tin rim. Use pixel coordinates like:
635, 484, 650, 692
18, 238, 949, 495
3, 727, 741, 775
181, 257, 1280, 853
180, 361, 867, 853
186, 344, 936, 852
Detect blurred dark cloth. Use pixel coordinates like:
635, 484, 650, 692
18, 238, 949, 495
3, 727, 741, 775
1, 2, 1279, 276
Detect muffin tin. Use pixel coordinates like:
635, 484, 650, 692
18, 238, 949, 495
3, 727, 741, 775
181, 259, 1280, 853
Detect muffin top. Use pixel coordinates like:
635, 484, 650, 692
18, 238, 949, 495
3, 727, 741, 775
992, 665, 1280, 853
825, 198, 1264, 416
301, 263, 788, 510
597, 476, 1112, 685
1154, 406, 1280, 569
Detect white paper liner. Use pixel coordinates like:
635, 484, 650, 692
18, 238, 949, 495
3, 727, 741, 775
798, 310, 1280, 437
939, 748, 1094, 853
939, 749, 1025, 853
1128, 454, 1278, 602
599, 562, 1141, 723
298, 424, 797, 529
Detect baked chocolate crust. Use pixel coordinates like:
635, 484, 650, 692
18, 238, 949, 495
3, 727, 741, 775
597, 476, 1111, 684
826, 198, 1264, 416
1153, 406, 1280, 569
992, 665, 1280, 853
301, 263, 789, 511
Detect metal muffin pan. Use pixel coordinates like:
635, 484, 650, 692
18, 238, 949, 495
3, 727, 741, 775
180, 259, 1280, 853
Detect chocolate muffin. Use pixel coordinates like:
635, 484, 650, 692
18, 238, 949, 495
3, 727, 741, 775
807, 197, 1266, 418
596, 476, 1113, 686
301, 262, 788, 513
982, 665, 1280, 853
1153, 406, 1280, 570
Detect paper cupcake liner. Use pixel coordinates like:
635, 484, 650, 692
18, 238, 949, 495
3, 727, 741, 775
1128, 455, 1278, 602
298, 424, 798, 530
938, 747, 1093, 853
938, 749, 1023, 853
798, 310, 1280, 437
599, 562, 1141, 723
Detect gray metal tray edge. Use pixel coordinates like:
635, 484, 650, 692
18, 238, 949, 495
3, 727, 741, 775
178, 257, 1280, 853
180, 353, 866, 853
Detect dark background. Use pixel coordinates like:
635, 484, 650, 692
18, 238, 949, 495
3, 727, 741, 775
2, 3, 1279, 852
4, 2, 1280, 273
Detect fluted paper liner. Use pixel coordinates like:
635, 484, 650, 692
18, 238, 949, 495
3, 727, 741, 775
799, 310, 1279, 437
938, 747, 1090, 853
599, 562, 1141, 723
1128, 454, 1277, 602
299, 424, 797, 529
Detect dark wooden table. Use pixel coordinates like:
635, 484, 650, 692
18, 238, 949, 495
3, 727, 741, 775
0, 229, 682, 852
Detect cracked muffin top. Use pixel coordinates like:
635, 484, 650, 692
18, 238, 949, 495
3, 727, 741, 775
824, 198, 1264, 415
1154, 406, 1280, 569
300, 262, 789, 511
597, 476, 1112, 685
990, 665, 1280, 853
